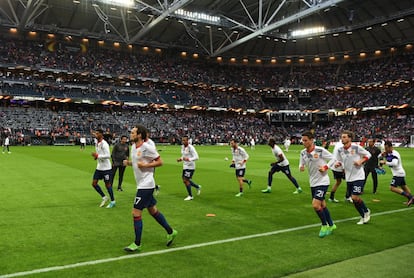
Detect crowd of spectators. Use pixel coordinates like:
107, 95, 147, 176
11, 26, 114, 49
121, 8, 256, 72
1, 104, 413, 147
2, 38, 413, 89
0, 35, 413, 146
1, 78, 413, 113
0, 37, 413, 107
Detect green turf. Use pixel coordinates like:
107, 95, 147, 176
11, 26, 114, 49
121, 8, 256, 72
0, 144, 413, 277
285, 242, 414, 278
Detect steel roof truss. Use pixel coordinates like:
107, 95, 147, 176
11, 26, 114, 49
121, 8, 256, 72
212, 0, 344, 57
239, 0, 257, 29
128, 0, 193, 44
265, 0, 287, 26
18, 0, 48, 29
4, 0, 19, 25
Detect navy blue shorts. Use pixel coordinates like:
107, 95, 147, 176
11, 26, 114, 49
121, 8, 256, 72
133, 188, 157, 210
271, 164, 292, 176
311, 185, 329, 201
93, 169, 112, 183
332, 170, 345, 180
182, 169, 195, 180
235, 168, 246, 177
347, 180, 366, 195
391, 176, 406, 187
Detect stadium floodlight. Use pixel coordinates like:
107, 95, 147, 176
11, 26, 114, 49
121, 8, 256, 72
291, 26, 325, 38
174, 9, 221, 24
95, 0, 134, 8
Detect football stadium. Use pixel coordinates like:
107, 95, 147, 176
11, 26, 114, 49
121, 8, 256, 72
0, 0, 413, 277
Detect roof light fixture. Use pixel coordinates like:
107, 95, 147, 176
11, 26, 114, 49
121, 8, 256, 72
96, 0, 134, 8
174, 9, 220, 24
291, 26, 325, 38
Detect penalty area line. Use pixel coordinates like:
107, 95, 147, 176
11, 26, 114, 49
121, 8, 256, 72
1, 207, 412, 278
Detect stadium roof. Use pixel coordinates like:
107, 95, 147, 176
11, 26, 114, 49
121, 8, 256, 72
0, 0, 413, 60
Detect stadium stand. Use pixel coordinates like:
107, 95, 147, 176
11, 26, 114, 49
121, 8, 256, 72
0, 36, 413, 146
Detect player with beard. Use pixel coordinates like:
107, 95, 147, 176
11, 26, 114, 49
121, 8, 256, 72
334, 130, 371, 225
300, 131, 336, 237
123, 125, 177, 252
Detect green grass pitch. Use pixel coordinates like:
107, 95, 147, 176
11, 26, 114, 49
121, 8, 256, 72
0, 144, 413, 277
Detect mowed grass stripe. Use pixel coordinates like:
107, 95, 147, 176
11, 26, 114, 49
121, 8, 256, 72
1, 207, 412, 278
285, 242, 414, 278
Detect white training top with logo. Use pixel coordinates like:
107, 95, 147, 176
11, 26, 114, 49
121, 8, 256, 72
131, 141, 159, 189
231, 146, 249, 170
335, 144, 371, 182
300, 146, 333, 187
95, 139, 112, 171
272, 144, 289, 167
181, 144, 199, 170
382, 150, 406, 177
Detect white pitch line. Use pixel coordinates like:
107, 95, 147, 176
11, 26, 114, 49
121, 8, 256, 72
1, 207, 412, 278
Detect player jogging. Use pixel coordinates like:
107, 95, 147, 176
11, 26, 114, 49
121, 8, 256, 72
262, 137, 302, 194
300, 131, 336, 238
328, 140, 352, 203
379, 141, 414, 206
91, 129, 115, 208
334, 130, 371, 225
177, 136, 202, 201
123, 125, 177, 252
230, 138, 252, 197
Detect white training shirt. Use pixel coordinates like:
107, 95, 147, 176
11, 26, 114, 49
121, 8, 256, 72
284, 139, 291, 147
335, 143, 371, 182
180, 144, 199, 170
146, 138, 156, 148
380, 150, 406, 177
95, 139, 112, 171
300, 146, 333, 187
231, 146, 249, 170
131, 141, 159, 189
328, 141, 344, 172
272, 144, 289, 167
